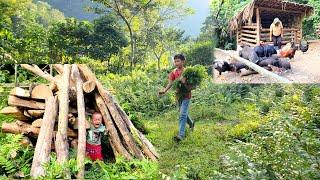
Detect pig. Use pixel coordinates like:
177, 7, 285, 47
213, 60, 232, 75
254, 44, 277, 58
239, 45, 260, 64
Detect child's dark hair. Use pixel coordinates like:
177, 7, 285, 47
174, 54, 185, 61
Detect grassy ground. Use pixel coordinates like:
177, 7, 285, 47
144, 104, 244, 178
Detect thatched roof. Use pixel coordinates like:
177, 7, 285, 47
229, 0, 314, 31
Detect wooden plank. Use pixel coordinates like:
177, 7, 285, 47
242, 25, 257, 29
242, 33, 258, 39
241, 29, 257, 34
215, 48, 292, 84
241, 37, 257, 43
256, 8, 261, 45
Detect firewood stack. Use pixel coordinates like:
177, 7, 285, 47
0, 64, 158, 179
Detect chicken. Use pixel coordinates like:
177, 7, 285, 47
299, 40, 309, 53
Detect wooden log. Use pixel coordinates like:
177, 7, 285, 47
1, 121, 77, 138
20, 64, 55, 82
83, 80, 95, 93
71, 65, 86, 179
78, 65, 144, 159
0, 106, 28, 121
8, 95, 45, 109
20, 136, 33, 147
240, 69, 259, 76
72, 118, 90, 130
31, 96, 58, 178
55, 64, 71, 165
95, 93, 132, 160
215, 48, 292, 83
115, 102, 159, 161
23, 110, 32, 118
27, 110, 44, 118
31, 84, 53, 100
53, 64, 64, 74
10, 87, 30, 98
1, 120, 40, 136
31, 119, 43, 128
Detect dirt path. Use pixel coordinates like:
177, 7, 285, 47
214, 40, 320, 84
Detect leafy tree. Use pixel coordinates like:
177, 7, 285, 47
0, 0, 65, 63
91, 0, 192, 71
48, 16, 127, 64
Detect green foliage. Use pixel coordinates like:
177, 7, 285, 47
0, 0, 65, 63
100, 68, 176, 117
85, 157, 159, 179
173, 65, 207, 99
184, 40, 215, 66
0, 134, 33, 178
48, 16, 127, 63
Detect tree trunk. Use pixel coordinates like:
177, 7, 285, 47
31, 84, 53, 100
20, 64, 55, 82
30, 96, 58, 178
10, 87, 30, 98
82, 80, 95, 93
78, 65, 144, 159
95, 93, 132, 160
8, 95, 45, 109
71, 64, 86, 179
1, 121, 77, 137
53, 64, 64, 74
27, 110, 44, 118
1, 120, 40, 136
55, 65, 70, 166
0, 106, 28, 121
31, 119, 43, 128
115, 102, 159, 160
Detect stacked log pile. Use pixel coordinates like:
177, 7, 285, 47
0, 64, 158, 179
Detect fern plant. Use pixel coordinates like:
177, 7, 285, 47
0, 134, 33, 178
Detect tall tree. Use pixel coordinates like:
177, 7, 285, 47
91, 0, 192, 71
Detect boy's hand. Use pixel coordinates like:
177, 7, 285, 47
158, 90, 166, 96
181, 77, 187, 84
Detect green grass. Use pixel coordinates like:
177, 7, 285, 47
144, 104, 249, 178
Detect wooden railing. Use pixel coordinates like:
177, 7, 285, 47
238, 27, 301, 46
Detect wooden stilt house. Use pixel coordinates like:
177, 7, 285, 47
229, 0, 313, 47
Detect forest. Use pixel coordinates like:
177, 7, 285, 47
0, 0, 320, 179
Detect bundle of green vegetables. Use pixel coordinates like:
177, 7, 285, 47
173, 65, 207, 96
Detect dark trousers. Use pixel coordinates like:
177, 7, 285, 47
272, 35, 282, 49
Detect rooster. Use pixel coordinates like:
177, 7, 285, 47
279, 42, 298, 59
